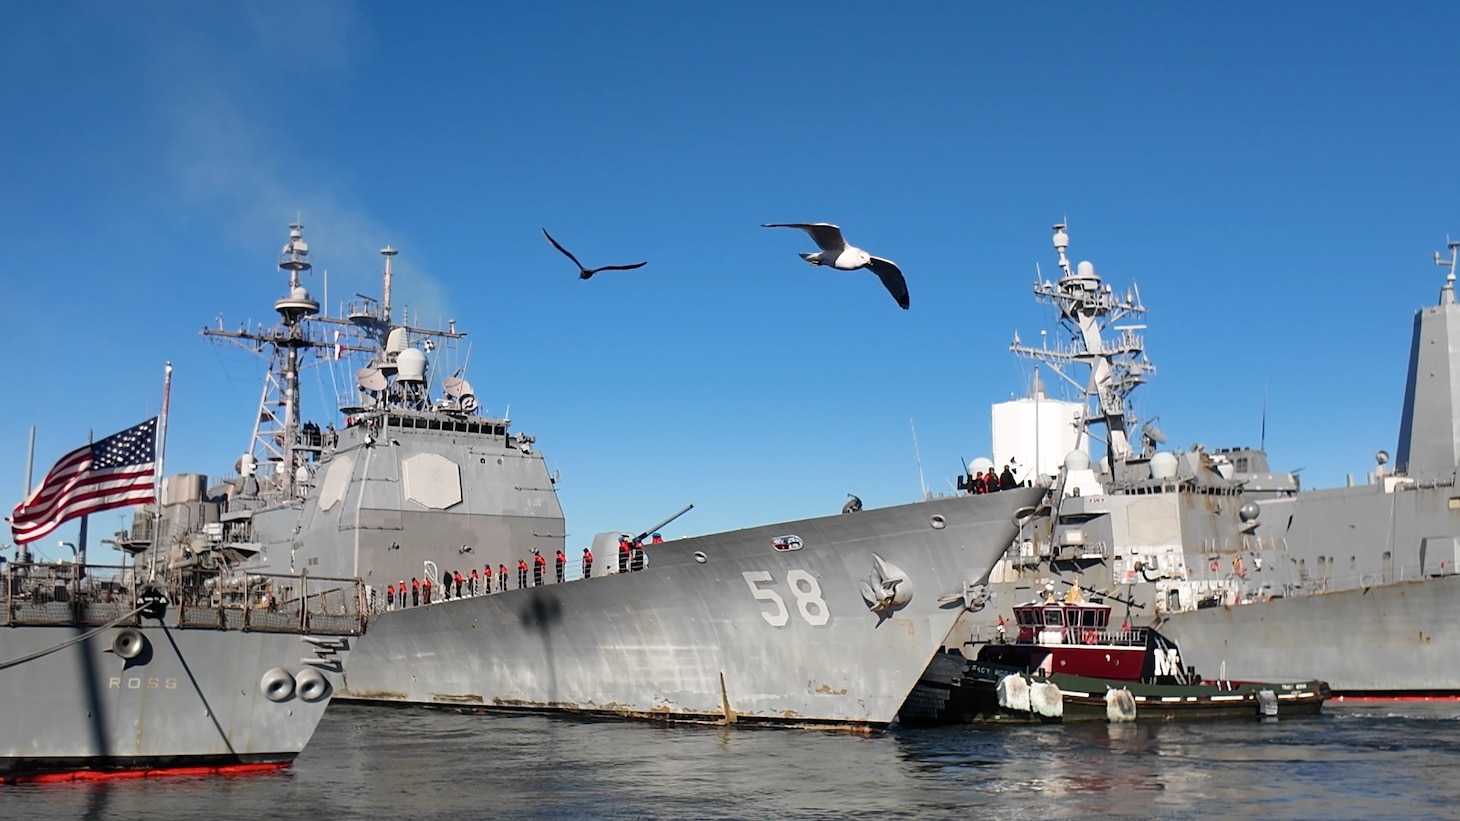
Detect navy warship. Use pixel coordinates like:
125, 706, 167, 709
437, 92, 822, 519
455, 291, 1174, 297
181, 222, 1043, 729
945, 223, 1460, 697
3, 416, 364, 781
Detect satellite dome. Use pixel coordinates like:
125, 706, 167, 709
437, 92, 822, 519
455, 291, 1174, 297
1076, 260, 1096, 278
1063, 450, 1090, 471
396, 348, 427, 382
1239, 501, 1261, 522
356, 366, 387, 392
291, 285, 311, 301
1149, 451, 1178, 480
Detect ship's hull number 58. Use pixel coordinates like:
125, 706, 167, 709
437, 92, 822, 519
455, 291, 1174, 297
742, 570, 830, 627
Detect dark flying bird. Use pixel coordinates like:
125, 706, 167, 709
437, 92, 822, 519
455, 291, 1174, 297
542, 229, 647, 280
762, 223, 908, 309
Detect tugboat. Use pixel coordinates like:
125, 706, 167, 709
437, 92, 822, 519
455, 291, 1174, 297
901, 584, 1329, 724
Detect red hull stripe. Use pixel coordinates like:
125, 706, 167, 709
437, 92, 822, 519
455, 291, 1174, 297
6, 761, 288, 785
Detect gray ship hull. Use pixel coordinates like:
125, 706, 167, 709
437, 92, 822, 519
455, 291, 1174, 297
340, 488, 1043, 728
1152, 476, 1460, 694
1156, 578, 1460, 695
0, 623, 343, 781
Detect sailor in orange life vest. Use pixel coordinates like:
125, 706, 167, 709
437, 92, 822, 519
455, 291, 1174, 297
517, 558, 529, 589
411, 577, 420, 607
555, 549, 566, 583
398, 579, 405, 608
386, 583, 395, 611
498, 563, 508, 592
996, 615, 1006, 642
582, 546, 594, 578
469, 567, 480, 596
618, 536, 630, 573
422, 576, 432, 604
533, 548, 547, 586
651, 532, 664, 544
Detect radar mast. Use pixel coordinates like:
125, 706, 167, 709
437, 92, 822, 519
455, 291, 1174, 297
1009, 224, 1156, 472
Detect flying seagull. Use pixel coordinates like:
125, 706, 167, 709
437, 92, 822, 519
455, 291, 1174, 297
762, 222, 909, 309
542, 229, 647, 280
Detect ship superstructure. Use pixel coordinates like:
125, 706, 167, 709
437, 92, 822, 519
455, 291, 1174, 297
195, 223, 563, 592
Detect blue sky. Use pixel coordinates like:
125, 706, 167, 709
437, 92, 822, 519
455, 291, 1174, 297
3, 2, 1458, 558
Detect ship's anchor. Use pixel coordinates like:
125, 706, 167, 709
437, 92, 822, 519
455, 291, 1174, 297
937, 581, 991, 612
860, 554, 913, 615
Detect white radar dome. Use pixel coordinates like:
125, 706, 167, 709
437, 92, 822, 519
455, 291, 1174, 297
396, 348, 427, 382
1149, 452, 1179, 480
1063, 450, 1090, 471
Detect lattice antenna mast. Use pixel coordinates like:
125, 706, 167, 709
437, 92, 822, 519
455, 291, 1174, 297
202, 222, 321, 498
1008, 224, 1155, 470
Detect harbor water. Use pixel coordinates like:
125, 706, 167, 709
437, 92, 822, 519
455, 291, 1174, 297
9, 701, 1459, 820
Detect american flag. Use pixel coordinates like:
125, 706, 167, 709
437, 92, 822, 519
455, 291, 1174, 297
8, 417, 158, 545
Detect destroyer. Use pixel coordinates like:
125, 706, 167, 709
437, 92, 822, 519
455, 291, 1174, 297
3, 417, 363, 782
946, 223, 1460, 697
175, 223, 1042, 729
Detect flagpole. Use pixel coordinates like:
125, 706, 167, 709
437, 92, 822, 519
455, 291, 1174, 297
150, 362, 173, 577
18, 426, 35, 563
77, 430, 92, 574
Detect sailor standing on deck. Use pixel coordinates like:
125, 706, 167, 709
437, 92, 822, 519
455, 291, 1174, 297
470, 568, 480, 596
618, 536, 630, 573
533, 549, 547, 586
555, 549, 566, 583
399, 579, 406, 608
517, 558, 529, 589
454, 570, 465, 597
499, 563, 508, 592
582, 546, 593, 578
387, 583, 395, 611
631, 538, 645, 572
422, 576, 432, 604
411, 577, 420, 607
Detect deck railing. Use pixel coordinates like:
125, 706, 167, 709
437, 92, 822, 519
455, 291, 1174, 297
2, 562, 365, 635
